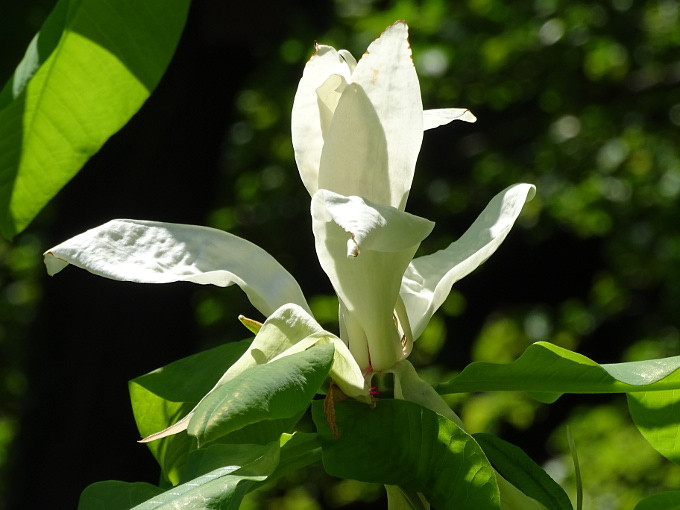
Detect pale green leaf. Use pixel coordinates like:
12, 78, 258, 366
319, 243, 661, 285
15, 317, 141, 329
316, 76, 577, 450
628, 391, 680, 465
438, 341, 680, 402
188, 343, 335, 445
0, 0, 189, 238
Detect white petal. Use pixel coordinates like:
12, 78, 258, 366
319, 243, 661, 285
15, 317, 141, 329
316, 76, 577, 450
401, 184, 535, 340
423, 108, 477, 130
311, 190, 434, 371
44, 219, 310, 318
291, 44, 353, 197
350, 21, 424, 210
317, 82, 390, 206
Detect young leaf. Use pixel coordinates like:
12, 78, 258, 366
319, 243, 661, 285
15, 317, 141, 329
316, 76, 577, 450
312, 399, 500, 509
473, 433, 572, 510
0, 0, 190, 238
188, 343, 335, 445
627, 390, 680, 465
438, 341, 680, 402
634, 490, 680, 510
129, 339, 251, 484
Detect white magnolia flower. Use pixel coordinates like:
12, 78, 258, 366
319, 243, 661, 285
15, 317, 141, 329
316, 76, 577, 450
43, 22, 534, 435
291, 21, 534, 371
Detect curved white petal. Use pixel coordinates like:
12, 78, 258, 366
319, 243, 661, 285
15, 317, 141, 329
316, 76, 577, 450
401, 184, 536, 340
311, 190, 434, 371
350, 21, 424, 210
44, 219, 310, 317
423, 108, 477, 130
292, 44, 353, 196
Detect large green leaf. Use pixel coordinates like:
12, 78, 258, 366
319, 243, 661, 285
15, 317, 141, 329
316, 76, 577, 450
78, 439, 280, 510
634, 490, 680, 510
129, 339, 251, 485
627, 391, 680, 465
0, 0, 190, 238
312, 399, 499, 509
188, 343, 335, 445
438, 341, 680, 403
474, 433, 572, 510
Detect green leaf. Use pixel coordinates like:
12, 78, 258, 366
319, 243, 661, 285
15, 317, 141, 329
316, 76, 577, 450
634, 490, 680, 510
78, 481, 162, 510
627, 391, 680, 465
0, 0, 190, 238
312, 399, 499, 510
188, 343, 335, 445
473, 433, 572, 510
79, 439, 281, 510
438, 341, 680, 403
129, 339, 251, 485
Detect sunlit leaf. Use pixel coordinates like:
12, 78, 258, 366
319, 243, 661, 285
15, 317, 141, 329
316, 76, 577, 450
628, 391, 680, 465
189, 343, 335, 445
0, 0, 189, 238
438, 341, 680, 402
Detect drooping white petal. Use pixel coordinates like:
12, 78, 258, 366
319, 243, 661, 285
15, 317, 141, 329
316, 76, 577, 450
350, 21, 424, 210
423, 108, 477, 130
311, 190, 434, 371
401, 184, 536, 340
44, 219, 311, 318
292, 44, 353, 197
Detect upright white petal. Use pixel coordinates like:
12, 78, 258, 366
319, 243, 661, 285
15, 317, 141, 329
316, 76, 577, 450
317, 82, 390, 206
44, 219, 311, 318
350, 21, 424, 210
292, 44, 353, 197
401, 184, 536, 340
311, 190, 434, 371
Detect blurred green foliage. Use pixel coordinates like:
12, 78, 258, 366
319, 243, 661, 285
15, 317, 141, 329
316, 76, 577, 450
3, 0, 680, 507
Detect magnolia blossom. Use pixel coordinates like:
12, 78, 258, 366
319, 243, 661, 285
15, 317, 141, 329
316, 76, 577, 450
43, 22, 534, 438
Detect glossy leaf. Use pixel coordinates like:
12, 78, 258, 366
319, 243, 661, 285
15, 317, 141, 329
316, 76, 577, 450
627, 391, 680, 465
188, 343, 335, 445
129, 339, 251, 484
0, 0, 189, 238
474, 433, 572, 510
312, 399, 499, 509
438, 341, 680, 403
